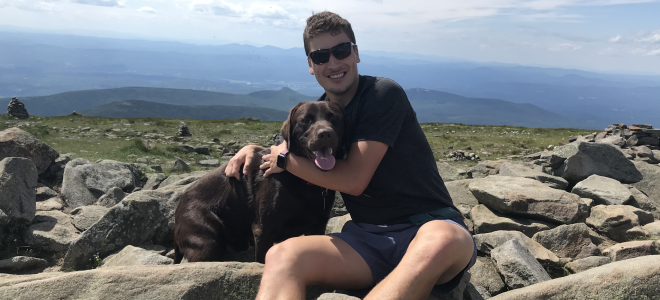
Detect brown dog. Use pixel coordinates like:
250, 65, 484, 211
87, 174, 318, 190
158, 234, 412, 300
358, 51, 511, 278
173, 101, 345, 263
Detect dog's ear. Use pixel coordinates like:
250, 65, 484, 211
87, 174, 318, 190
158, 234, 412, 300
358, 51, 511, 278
280, 102, 304, 146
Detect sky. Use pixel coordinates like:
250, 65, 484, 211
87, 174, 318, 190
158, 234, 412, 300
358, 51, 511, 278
0, 0, 659, 74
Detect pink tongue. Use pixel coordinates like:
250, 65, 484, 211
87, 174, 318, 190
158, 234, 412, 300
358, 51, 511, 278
314, 147, 336, 170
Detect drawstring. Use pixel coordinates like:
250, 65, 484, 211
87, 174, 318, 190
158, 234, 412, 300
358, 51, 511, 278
322, 188, 328, 210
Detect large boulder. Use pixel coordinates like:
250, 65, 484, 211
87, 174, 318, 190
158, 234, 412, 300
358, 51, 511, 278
468, 257, 506, 296
61, 159, 142, 209
489, 255, 660, 300
498, 162, 568, 190
468, 176, 588, 224
471, 204, 555, 237
532, 223, 600, 259
586, 205, 655, 242
490, 240, 551, 289
101, 245, 173, 267
628, 185, 660, 220
445, 179, 479, 208
0, 127, 59, 175
551, 142, 642, 184
0, 157, 38, 223
23, 210, 80, 253
602, 240, 660, 262
571, 175, 633, 205
473, 231, 561, 273
631, 162, 660, 208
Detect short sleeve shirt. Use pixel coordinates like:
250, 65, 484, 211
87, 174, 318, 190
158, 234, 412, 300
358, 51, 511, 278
319, 75, 456, 225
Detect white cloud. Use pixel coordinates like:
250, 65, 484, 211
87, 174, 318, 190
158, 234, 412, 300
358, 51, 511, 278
636, 31, 660, 43
137, 6, 156, 13
71, 0, 124, 7
609, 35, 622, 43
549, 43, 582, 51
190, 0, 243, 17
647, 49, 660, 56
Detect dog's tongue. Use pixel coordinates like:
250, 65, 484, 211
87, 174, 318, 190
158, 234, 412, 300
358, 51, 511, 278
314, 147, 335, 170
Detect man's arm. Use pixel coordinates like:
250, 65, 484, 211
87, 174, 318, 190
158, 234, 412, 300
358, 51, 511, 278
262, 140, 388, 196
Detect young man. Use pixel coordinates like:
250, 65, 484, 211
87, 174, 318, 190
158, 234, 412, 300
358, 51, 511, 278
224, 11, 476, 300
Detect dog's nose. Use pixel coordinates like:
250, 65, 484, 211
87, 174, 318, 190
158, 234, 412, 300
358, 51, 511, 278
317, 129, 335, 140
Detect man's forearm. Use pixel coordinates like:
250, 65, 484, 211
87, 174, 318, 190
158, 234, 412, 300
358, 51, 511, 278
285, 153, 362, 196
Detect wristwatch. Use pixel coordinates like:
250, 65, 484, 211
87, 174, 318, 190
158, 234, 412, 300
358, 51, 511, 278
276, 149, 289, 169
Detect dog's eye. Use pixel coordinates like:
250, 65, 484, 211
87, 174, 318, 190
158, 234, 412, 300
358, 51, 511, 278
303, 114, 315, 123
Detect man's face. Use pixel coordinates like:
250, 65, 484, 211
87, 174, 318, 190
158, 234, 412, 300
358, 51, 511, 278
307, 32, 360, 96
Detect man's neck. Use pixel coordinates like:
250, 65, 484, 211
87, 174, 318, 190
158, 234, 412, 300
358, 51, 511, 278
325, 75, 360, 108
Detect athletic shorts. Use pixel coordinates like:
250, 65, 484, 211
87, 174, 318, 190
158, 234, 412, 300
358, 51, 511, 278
330, 216, 477, 296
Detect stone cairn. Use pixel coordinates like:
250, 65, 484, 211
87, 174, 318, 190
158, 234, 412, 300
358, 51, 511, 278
177, 121, 192, 137
446, 150, 480, 161
6, 97, 29, 119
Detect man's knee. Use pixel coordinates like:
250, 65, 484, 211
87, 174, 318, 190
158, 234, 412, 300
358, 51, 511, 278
412, 221, 474, 265
264, 240, 300, 271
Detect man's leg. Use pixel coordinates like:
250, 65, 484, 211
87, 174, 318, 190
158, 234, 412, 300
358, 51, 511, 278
365, 220, 475, 300
256, 235, 374, 300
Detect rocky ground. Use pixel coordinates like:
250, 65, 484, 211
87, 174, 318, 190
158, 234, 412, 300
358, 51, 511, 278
1, 116, 660, 300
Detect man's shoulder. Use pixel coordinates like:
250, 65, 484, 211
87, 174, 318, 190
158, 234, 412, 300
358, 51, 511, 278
359, 76, 407, 102
361, 75, 403, 92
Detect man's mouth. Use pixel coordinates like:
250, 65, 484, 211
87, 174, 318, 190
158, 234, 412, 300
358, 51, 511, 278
314, 147, 336, 170
328, 72, 346, 79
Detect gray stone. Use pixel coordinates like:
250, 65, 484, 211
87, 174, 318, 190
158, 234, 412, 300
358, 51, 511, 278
463, 283, 492, 300
23, 210, 80, 253
138, 244, 169, 255
61, 159, 142, 209
490, 240, 551, 289
315, 293, 361, 300
532, 223, 600, 259
446, 179, 479, 208
468, 176, 588, 224
469, 257, 506, 296
177, 121, 192, 137
36, 186, 58, 202
176, 145, 195, 153
628, 185, 660, 220
571, 175, 633, 205
35, 197, 64, 211
468, 160, 506, 178
489, 256, 660, 300
71, 205, 110, 232
635, 146, 654, 158
198, 159, 219, 167
498, 162, 568, 190
95, 187, 126, 207
642, 221, 660, 238
143, 173, 167, 190
595, 135, 626, 147
0, 127, 59, 174
585, 205, 655, 242
326, 214, 352, 235
0, 157, 38, 223
6, 97, 29, 119
552, 142, 642, 184
602, 240, 660, 261
194, 144, 211, 155
101, 245, 173, 267
473, 230, 561, 272
471, 204, 555, 237
631, 162, 660, 209
158, 171, 207, 188
171, 157, 190, 172
0, 256, 48, 272
564, 256, 611, 273
437, 162, 471, 182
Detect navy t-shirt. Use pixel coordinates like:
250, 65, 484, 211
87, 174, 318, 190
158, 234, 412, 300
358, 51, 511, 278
319, 75, 456, 225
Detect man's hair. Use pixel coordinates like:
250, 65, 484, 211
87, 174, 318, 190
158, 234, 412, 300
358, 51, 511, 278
303, 11, 356, 56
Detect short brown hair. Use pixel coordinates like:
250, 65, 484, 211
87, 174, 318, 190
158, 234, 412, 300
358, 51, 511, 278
303, 11, 356, 56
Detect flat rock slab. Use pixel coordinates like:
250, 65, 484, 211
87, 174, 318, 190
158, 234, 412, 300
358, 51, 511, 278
564, 256, 611, 273
35, 197, 64, 211
23, 210, 80, 253
473, 231, 561, 272
628, 185, 660, 220
0, 157, 38, 223
102, 245, 173, 267
602, 240, 660, 262
446, 179, 479, 208
571, 174, 633, 205
315, 293, 361, 300
499, 162, 568, 190
437, 162, 471, 182
71, 205, 110, 232
468, 257, 506, 296
586, 205, 655, 242
632, 162, 660, 209
552, 142, 643, 184
0, 127, 59, 174
532, 223, 600, 259
491, 240, 551, 289
489, 255, 660, 300
0, 256, 48, 272
468, 176, 587, 224
471, 204, 555, 237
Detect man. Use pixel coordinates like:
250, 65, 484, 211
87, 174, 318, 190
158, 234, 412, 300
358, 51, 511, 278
225, 11, 476, 300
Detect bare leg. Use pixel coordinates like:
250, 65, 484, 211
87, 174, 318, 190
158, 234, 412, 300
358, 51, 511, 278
364, 220, 474, 300
256, 235, 374, 300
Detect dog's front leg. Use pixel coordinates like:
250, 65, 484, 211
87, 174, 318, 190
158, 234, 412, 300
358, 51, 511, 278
252, 223, 274, 264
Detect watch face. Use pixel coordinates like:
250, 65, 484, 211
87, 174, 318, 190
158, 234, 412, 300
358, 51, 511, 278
277, 153, 286, 169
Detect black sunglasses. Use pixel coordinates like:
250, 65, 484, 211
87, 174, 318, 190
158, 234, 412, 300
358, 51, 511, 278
308, 42, 356, 65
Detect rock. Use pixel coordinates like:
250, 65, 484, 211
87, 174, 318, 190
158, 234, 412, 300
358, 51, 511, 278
0, 127, 59, 174
628, 185, 660, 220
552, 142, 642, 184
595, 135, 626, 147
498, 163, 568, 190
6, 97, 29, 119
571, 175, 633, 205
627, 134, 639, 147
35, 186, 58, 202
150, 165, 163, 173
564, 256, 611, 273
0, 157, 38, 223
61, 159, 142, 209
326, 214, 352, 234
139, 244, 169, 255
437, 162, 471, 182
488, 256, 660, 300
602, 240, 660, 261
469, 257, 506, 296
35, 197, 64, 211
143, 173, 167, 190
468, 176, 588, 224
0, 256, 47, 272
585, 205, 654, 242
70, 205, 110, 232
330, 193, 347, 218
176, 144, 195, 153
316, 293, 361, 300
95, 187, 126, 207
473, 231, 561, 273
446, 179, 479, 208
39, 153, 73, 185
532, 223, 600, 259
471, 204, 555, 237
177, 121, 192, 137
199, 159, 220, 167
463, 283, 492, 300
194, 144, 211, 155
429, 271, 471, 300
490, 240, 552, 289
158, 171, 207, 188
0, 262, 268, 300
642, 221, 660, 238
635, 146, 654, 158
101, 245, 173, 267
468, 160, 506, 178
171, 157, 191, 172
631, 162, 660, 209
23, 210, 80, 253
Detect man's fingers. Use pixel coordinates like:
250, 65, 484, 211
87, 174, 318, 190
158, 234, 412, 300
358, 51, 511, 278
243, 153, 254, 174
260, 162, 270, 170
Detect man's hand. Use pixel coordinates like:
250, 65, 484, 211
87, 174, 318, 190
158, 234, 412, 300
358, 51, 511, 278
260, 142, 288, 177
224, 144, 263, 180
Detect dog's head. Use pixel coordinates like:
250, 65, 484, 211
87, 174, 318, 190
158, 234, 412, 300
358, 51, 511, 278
280, 101, 345, 171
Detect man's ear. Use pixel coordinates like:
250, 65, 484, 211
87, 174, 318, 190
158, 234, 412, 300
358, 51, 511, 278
308, 57, 315, 75
354, 45, 360, 63
280, 102, 304, 144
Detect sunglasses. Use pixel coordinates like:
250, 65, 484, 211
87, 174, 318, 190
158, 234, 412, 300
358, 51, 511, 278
308, 42, 356, 65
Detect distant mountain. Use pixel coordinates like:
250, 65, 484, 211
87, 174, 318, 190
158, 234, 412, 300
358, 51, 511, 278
81, 100, 288, 121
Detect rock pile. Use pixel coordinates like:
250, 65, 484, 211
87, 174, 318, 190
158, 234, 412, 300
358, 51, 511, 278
177, 121, 192, 137
446, 150, 481, 161
6, 97, 29, 119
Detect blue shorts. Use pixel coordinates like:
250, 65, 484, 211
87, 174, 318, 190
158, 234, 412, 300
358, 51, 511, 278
330, 216, 477, 295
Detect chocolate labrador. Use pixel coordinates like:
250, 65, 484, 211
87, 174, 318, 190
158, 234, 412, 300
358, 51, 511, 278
173, 101, 345, 263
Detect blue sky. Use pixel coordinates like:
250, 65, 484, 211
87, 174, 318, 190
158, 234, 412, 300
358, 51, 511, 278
1, 0, 659, 74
